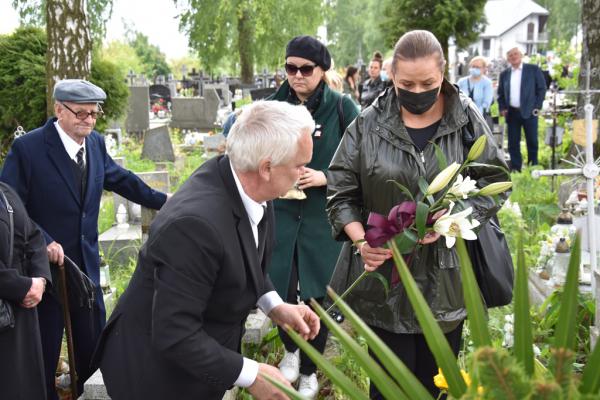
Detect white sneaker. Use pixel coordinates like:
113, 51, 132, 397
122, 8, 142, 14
297, 373, 319, 399
278, 349, 300, 383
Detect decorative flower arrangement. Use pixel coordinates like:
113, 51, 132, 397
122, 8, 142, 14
328, 135, 512, 308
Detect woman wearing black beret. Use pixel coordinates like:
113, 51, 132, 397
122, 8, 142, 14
266, 35, 359, 398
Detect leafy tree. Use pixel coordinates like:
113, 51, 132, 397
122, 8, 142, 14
169, 55, 203, 80
538, 0, 581, 45
578, 0, 600, 119
178, 0, 323, 83
326, 0, 388, 68
380, 0, 487, 67
45, 0, 92, 115
0, 27, 128, 163
100, 40, 145, 82
12, 0, 113, 41
127, 32, 171, 80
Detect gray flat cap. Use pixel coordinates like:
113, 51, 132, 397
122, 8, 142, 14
53, 79, 106, 103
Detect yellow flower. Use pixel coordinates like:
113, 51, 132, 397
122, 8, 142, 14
434, 369, 483, 395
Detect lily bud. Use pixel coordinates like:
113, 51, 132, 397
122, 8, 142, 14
466, 135, 487, 161
427, 162, 461, 195
477, 181, 513, 196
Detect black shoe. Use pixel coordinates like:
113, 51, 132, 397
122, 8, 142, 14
329, 310, 344, 323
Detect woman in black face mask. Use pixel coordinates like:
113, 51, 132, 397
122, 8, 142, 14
326, 30, 510, 399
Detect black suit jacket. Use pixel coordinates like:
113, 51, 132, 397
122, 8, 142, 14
93, 155, 275, 400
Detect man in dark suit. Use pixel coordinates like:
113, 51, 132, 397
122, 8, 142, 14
497, 45, 547, 172
93, 100, 320, 400
0, 79, 168, 400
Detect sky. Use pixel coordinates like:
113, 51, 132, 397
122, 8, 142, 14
0, 0, 191, 60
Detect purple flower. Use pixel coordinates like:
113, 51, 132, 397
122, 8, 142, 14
365, 201, 416, 247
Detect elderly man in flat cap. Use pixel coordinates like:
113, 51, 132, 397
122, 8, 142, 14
1, 79, 168, 400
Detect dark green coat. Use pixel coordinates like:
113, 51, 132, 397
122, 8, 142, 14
266, 81, 359, 300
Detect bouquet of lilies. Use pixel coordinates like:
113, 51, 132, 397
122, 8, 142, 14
328, 135, 512, 309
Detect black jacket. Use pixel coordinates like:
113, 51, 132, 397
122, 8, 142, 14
0, 182, 51, 400
93, 156, 276, 399
360, 76, 386, 108
327, 81, 510, 333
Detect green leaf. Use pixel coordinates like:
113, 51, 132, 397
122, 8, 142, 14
387, 180, 415, 202
579, 337, 600, 394
473, 347, 532, 399
415, 201, 429, 239
427, 195, 435, 206
284, 328, 369, 400
514, 237, 534, 376
418, 176, 430, 196
430, 141, 448, 170
394, 230, 418, 254
467, 162, 511, 178
260, 372, 309, 400
366, 271, 390, 299
389, 240, 467, 398
310, 300, 410, 400
326, 288, 434, 400
553, 233, 581, 351
326, 271, 369, 313
455, 239, 491, 348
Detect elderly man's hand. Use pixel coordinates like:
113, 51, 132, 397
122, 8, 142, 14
47, 241, 64, 265
247, 363, 291, 400
268, 303, 320, 341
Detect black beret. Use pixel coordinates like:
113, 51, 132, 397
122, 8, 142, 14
285, 36, 331, 71
53, 79, 106, 103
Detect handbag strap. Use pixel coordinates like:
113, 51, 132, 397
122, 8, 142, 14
0, 188, 14, 269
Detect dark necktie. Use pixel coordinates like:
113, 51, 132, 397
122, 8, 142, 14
257, 207, 268, 267
76, 147, 85, 172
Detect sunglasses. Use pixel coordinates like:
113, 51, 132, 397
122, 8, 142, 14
62, 103, 104, 120
285, 63, 317, 77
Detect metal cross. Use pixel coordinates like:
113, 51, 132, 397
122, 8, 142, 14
531, 61, 600, 344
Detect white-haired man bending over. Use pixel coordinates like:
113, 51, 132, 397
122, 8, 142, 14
93, 101, 320, 400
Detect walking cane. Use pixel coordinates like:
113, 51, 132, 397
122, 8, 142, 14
57, 261, 79, 397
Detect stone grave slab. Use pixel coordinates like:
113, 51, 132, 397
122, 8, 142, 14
249, 87, 276, 101
205, 83, 232, 106
203, 134, 226, 159
141, 125, 175, 162
79, 369, 109, 400
125, 86, 150, 133
170, 88, 220, 130
99, 169, 169, 264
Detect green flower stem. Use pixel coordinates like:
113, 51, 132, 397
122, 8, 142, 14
325, 270, 368, 313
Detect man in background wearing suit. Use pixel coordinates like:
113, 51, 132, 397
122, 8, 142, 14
93, 101, 320, 400
497, 45, 547, 172
0, 79, 168, 400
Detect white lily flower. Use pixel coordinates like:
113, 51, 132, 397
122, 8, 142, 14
447, 174, 478, 199
433, 201, 481, 248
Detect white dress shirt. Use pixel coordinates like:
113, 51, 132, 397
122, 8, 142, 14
509, 63, 523, 108
229, 162, 284, 388
55, 121, 86, 166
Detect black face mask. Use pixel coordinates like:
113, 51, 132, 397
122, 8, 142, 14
396, 87, 440, 115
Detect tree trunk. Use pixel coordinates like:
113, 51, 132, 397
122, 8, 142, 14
578, 0, 600, 118
46, 0, 92, 117
238, 6, 255, 84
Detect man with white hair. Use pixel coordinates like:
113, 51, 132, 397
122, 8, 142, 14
497, 44, 547, 172
93, 100, 320, 400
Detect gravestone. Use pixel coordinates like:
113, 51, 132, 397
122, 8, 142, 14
170, 88, 220, 130
249, 87, 276, 101
205, 83, 232, 106
125, 86, 150, 134
142, 125, 175, 162
149, 84, 171, 104
203, 134, 226, 159
99, 168, 169, 264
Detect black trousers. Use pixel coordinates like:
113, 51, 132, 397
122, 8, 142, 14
278, 248, 329, 376
368, 321, 464, 399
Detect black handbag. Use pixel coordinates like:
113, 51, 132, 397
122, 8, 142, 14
50, 255, 96, 309
465, 215, 514, 308
0, 188, 16, 331
461, 115, 514, 308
